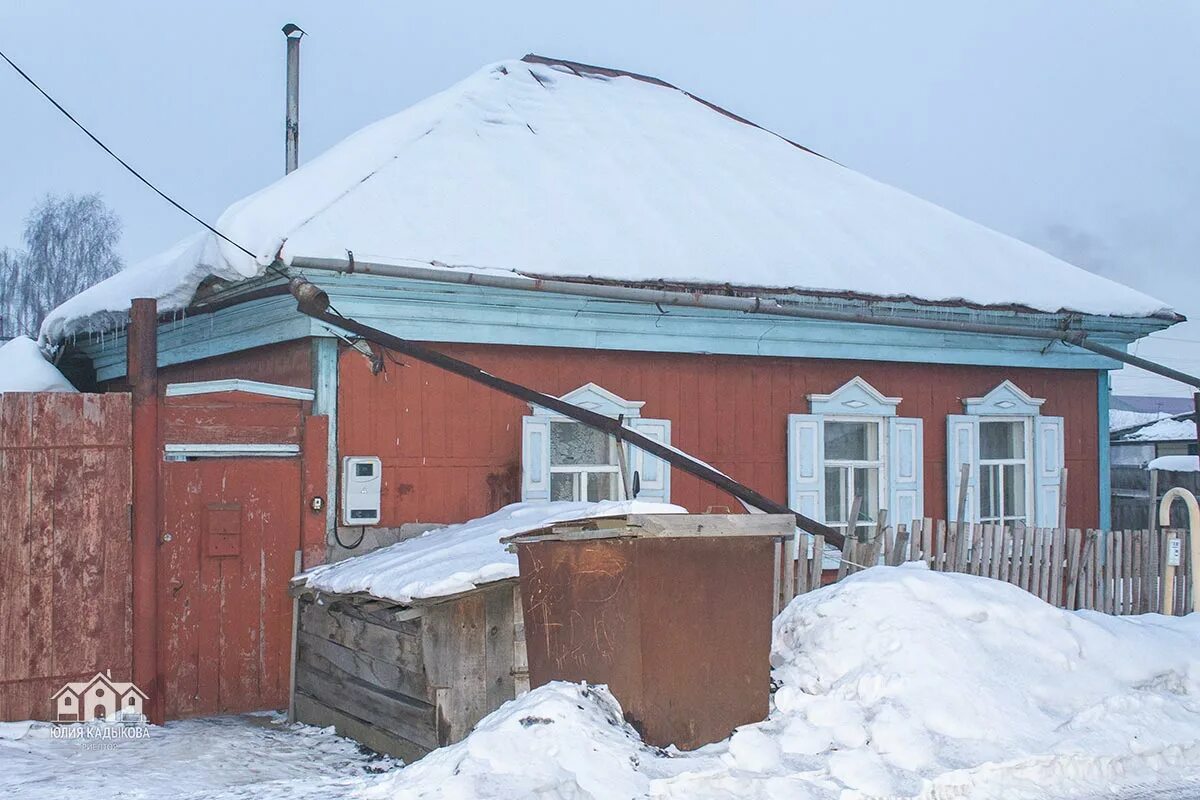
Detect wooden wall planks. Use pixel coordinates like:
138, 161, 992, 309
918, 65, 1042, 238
337, 343, 1102, 530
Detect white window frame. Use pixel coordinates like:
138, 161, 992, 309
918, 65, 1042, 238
521, 383, 672, 503
822, 414, 888, 542
950, 380, 1064, 527
789, 377, 924, 566
977, 416, 1033, 526
547, 421, 625, 503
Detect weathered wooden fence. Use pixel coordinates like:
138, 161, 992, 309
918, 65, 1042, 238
0, 392, 133, 721
777, 520, 1193, 617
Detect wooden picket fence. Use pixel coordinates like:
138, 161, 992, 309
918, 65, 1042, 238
776, 521, 1194, 617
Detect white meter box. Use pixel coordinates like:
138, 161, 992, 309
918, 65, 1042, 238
342, 456, 382, 526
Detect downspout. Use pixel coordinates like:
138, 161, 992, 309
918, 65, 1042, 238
286, 255, 1200, 390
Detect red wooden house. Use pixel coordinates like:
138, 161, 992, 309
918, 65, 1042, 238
24, 55, 1179, 720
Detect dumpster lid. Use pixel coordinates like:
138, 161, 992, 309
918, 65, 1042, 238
502, 513, 794, 546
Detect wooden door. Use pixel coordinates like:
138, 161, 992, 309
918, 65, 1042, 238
160, 457, 301, 718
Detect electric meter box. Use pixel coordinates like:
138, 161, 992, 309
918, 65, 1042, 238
341, 456, 382, 526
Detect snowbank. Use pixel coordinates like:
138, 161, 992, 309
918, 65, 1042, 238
366, 566, 1200, 799
297, 500, 684, 603
1149, 455, 1200, 473
0, 336, 76, 393
44, 57, 1171, 339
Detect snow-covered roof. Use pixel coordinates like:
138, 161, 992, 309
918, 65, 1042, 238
0, 336, 77, 394
43, 55, 1173, 340
1115, 415, 1197, 443
1148, 455, 1199, 473
1109, 408, 1173, 434
297, 499, 684, 604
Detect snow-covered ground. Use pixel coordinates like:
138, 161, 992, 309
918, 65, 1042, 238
0, 713, 394, 800
6, 566, 1199, 799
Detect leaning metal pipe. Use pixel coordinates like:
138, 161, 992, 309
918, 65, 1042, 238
287, 277, 844, 548
287, 255, 1200, 391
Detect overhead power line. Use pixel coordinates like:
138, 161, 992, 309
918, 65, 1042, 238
0, 45, 270, 270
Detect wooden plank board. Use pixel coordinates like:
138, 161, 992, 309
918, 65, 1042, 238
300, 600, 424, 666
1012, 524, 1027, 589
294, 657, 438, 750
297, 629, 430, 703
484, 582, 517, 713
1039, 528, 1053, 603
512, 585, 530, 696
809, 536, 824, 592
1064, 529, 1081, 610
989, 524, 1003, 580
294, 691, 430, 763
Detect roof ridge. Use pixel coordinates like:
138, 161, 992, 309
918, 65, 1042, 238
520, 53, 835, 163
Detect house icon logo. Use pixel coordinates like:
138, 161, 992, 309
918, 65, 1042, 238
51, 670, 148, 724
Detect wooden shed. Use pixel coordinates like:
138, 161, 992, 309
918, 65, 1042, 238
291, 576, 528, 760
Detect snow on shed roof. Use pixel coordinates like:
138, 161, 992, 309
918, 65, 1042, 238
297, 499, 685, 605
1115, 415, 1196, 443
44, 55, 1172, 340
1148, 455, 1199, 473
0, 336, 77, 394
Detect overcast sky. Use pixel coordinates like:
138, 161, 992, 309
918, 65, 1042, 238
2, 1, 1197, 397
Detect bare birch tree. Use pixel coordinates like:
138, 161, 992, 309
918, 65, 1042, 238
0, 193, 123, 337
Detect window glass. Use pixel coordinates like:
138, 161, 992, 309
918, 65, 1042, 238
980, 420, 1024, 460
981, 464, 999, 519
853, 467, 879, 522
825, 421, 878, 461
825, 466, 845, 523
587, 472, 617, 501
550, 472, 575, 501
1003, 464, 1026, 521
550, 422, 611, 466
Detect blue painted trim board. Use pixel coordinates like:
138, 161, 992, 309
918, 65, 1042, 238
1098, 371, 1112, 531
78, 273, 1166, 381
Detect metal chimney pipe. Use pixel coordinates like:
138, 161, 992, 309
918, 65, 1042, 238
283, 23, 305, 174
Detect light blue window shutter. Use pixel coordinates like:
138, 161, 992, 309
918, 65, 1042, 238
888, 417, 924, 531
1034, 415, 1065, 527
629, 418, 671, 502
787, 414, 825, 522
521, 416, 551, 501
947, 415, 980, 523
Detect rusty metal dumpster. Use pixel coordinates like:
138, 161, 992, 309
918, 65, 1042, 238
504, 513, 791, 750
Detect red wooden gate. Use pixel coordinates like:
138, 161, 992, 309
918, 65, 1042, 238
0, 393, 132, 721
157, 384, 318, 718
159, 456, 301, 717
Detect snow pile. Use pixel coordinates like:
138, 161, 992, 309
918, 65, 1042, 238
1149, 455, 1200, 473
0, 336, 76, 393
365, 566, 1200, 799
1123, 416, 1197, 442
298, 500, 684, 603
360, 683, 652, 800
44, 57, 1171, 340
763, 565, 1200, 797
